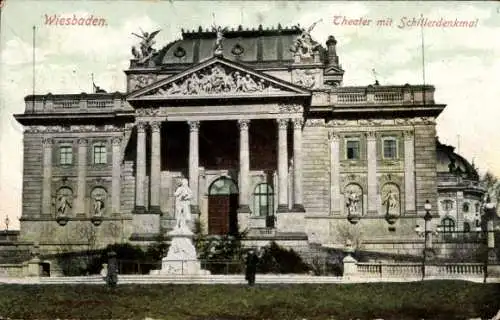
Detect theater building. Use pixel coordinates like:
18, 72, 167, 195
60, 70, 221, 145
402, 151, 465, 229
15, 24, 452, 256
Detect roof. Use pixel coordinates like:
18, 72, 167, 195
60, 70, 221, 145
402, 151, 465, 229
153, 25, 328, 68
436, 138, 479, 181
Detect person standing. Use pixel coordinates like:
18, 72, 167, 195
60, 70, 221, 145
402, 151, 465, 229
245, 249, 259, 286
106, 251, 118, 288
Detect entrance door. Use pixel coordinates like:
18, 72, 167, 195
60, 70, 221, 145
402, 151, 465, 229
208, 177, 239, 235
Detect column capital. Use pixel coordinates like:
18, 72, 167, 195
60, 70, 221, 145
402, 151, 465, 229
112, 137, 122, 146
150, 121, 161, 132
277, 118, 289, 129
136, 122, 147, 132
364, 131, 376, 140
237, 119, 250, 130
188, 120, 200, 132
403, 130, 414, 139
42, 137, 54, 145
292, 118, 304, 129
329, 131, 340, 141
77, 138, 88, 146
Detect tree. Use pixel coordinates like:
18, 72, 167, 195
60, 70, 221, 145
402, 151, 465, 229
481, 171, 500, 201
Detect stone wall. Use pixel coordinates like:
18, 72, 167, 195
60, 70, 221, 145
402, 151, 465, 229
301, 119, 330, 214
414, 123, 438, 214
22, 133, 43, 218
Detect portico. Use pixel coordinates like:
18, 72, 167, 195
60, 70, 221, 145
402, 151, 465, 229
132, 109, 306, 234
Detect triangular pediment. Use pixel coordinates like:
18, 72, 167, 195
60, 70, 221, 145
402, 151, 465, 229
127, 57, 310, 101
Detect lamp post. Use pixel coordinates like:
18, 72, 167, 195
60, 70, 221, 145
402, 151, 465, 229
415, 200, 433, 280
483, 195, 496, 263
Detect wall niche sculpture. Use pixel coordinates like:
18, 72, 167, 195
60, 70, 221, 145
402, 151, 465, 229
381, 183, 401, 224
55, 187, 73, 225
345, 183, 363, 224
90, 187, 107, 225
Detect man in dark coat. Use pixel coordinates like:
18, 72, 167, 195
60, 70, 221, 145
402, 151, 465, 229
106, 251, 118, 288
245, 249, 259, 286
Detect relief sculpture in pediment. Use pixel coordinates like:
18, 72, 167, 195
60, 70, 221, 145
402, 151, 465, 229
130, 74, 157, 91
146, 65, 285, 97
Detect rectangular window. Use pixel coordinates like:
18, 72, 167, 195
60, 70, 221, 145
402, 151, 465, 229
346, 140, 360, 160
93, 145, 107, 164
59, 146, 73, 165
383, 138, 398, 159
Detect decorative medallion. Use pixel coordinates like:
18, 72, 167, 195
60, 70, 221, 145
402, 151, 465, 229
174, 46, 186, 58
231, 43, 244, 56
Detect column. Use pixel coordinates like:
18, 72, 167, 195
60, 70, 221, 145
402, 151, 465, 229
277, 119, 289, 212
75, 138, 88, 215
330, 132, 341, 214
366, 131, 378, 214
150, 121, 161, 214
135, 122, 146, 214
111, 137, 121, 214
188, 120, 200, 214
292, 118, 305, 212
237, 119, 251, 213
41, 137, 53, 216
404, 130, 416, 213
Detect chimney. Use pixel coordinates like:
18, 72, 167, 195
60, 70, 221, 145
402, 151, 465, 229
326, 35, 339, 66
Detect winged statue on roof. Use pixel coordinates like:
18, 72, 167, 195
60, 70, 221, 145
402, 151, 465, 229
291, 19, 322, 58
131, 28, 161, 63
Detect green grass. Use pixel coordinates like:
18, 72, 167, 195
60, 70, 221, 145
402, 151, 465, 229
0, 281, 498, 319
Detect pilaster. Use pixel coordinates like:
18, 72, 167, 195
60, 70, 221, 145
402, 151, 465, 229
188, 120, 200, 214
237, 119, 251, 213
41, 137, 53, 217
277, 118, 289, 212
134, 122, 146, 214
404, 130, 416, 214
330, 132, 341, 214
366, 131, 378, 214
150, 121, 161, 214
111, 137, 121, 214
292, 118, 305, 212
75, 138, 88, 215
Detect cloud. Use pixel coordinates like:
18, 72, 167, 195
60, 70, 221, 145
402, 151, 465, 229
1, 38, 49, 66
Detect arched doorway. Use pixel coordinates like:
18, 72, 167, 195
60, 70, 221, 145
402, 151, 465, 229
208, 177, 239, 235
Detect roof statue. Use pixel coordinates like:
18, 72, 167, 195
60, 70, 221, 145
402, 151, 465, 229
290, 19, 322, 59
131, 28, 161, 64
211, 19, 228, 57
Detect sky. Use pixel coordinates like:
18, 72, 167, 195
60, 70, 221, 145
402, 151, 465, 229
0, 1, 499, 230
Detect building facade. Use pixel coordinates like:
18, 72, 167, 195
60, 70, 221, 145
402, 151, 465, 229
15, 24, 449, 255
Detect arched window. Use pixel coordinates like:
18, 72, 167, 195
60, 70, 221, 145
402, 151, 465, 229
441, 217, 455, 233
253, 183, 274, 217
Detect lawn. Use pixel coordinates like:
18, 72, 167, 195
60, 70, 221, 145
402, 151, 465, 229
0, 281, 498, 319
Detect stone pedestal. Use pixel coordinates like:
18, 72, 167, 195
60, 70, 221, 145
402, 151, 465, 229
150, 227, 210, 275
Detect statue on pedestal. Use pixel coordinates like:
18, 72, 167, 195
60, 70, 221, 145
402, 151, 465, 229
174, 178, 192, 231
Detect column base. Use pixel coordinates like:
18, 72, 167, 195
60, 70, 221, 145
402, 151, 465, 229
190, 205, 200, 215
277, 204, 289, 213
237, 205, 251, 213
291, 204, 306, 212
134, 206, 146, 214
149, 206, 162, 215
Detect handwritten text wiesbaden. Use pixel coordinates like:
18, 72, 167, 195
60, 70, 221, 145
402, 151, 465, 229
44, 14, 107, 27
